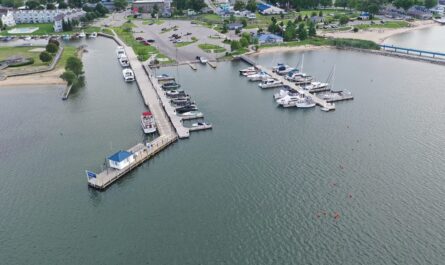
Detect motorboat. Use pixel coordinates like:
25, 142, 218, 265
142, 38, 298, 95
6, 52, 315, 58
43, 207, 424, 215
285, 71, 308, 80
179, 111, 203, 119
239, 66, 256, 74
171, 98, 194, 106
116, 46, 125, 58
162, 82, 181, 90
90, 32, 97, 38
176, 104, 198, 114
119, 56, 130, 67
166, 90, 187, 98
295, 97, 316, 108
198, 56, 208, 64
276, 66, 296, 75
192, 121, 212, 128
258, 78, 283, 89
272, 63, 288, 72
247, 71, 270, 81
273, 88, 290, 100
294, 76, 313, 85
122, 68, 135, 82
141, 111, 156, 134
156, 74, 172, 81
242, 70, 258, 76
78, 31, 86, 38
302, 81, 329, 91
276, 93, 304, 107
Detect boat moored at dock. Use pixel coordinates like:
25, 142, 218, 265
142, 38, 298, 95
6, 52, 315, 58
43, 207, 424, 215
259, 78, 283, 89
122, 68, 135, 82
162, 82, 181, 90
247, 71, 270, 81
141, 111, 156, 134
119, 56, 130, 67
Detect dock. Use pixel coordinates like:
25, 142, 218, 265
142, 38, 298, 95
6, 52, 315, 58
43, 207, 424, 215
179, 112, 204, 120
88, 135, 175, 189
238, 56, 336, 111
61, 84, 73, 100
187, 61, 197, 70
207, 61, 217, 68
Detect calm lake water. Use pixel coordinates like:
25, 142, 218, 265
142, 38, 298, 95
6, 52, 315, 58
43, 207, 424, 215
384, 24, 445, 52
0, 36, 444, 265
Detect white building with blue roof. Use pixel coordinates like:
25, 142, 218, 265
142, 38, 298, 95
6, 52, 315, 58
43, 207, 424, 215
108, 150, 135, 170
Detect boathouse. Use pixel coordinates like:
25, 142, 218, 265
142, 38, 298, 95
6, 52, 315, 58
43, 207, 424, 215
108, 150, 135, 170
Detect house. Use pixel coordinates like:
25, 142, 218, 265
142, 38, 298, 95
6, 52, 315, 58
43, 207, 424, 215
132, 0, 171, 16
379, 5, 411, 19
12, 9, 85, 24
407, 5, 433, 19
257, 3, 285, 15
53, 14, 63, 32
107, 150, 135, 170
0, 8, 15, 27
228, 22, 243, 30
258, 33, 283, 45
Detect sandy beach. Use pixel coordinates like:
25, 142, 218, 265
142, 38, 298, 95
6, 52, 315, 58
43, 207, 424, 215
321, 20, 437, 44
254, 45, 330, 55
0, 68, 66, 87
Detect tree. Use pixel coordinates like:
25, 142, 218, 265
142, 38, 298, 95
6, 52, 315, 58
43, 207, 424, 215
26, 0, 40, 9
339, 15, 349, 25
234, 0, 246, 11
283, 20, 296, 41
0, 19, 3, 30
424, 0, 438, 8
58, 1, 68, 8
65, 56, 83, 75
151, 4, 159, 18
393, 0, 414, 10
68, 0, 82, 7
39, 51, 52, 62
297, 23, 307, 40
308, 21, 316, 36
46, 43, 58, 53
49, 38, 60, 47
221, 23, 228, 33
230, 40, 241, 51
320, 0, 332, 7
246, 0, 256, 12
240, 37, 249, 47
60, 70, 77, 85
334, 0, 348, 9
229, 14, 236, 23
241, 18, 247, 27
47, 3, 55, 9
113, 0, 127, 11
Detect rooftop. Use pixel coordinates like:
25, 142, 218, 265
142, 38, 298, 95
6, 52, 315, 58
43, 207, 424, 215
108, 150, 133, 162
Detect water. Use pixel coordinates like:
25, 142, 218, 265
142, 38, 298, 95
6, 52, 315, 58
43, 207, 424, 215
384, 25, 445, 53
1, 37, 444, 264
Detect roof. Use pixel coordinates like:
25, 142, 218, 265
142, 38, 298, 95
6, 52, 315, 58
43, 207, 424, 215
257, 3, 270, 12
142, 111, 152, 116
108, 150, 133, 162
258, 33, 283, 41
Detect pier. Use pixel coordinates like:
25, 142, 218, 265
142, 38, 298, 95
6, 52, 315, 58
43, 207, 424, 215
207, 61, 217, 68
238, 56, 336, 111
380, 44, 445, 58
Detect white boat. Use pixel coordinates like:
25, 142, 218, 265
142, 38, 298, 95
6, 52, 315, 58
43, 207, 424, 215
434, 18, 445, 25
239, 66, 256, 74
192, 121, 211, 127
119, 56, 130, 67
242, 70, 258, 76
277, 66, 296, 75
273, 89, 290, 100
247, 71, 270, 81
122, 68, 135, 82
89, 32, 97, 38
179, 111, 204, 118
272, 63, 289, 72
116, 46, 125, 58
302, 81, 329, 91
199, 57, 208, 64
295, 98, 316, 108
141, 111, 156, 134
78, 31, 86, 38
276, 94, 304, 108
258, 78, 283, 89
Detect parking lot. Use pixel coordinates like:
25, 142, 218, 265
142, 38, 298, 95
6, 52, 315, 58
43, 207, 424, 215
132, 20, 230, 62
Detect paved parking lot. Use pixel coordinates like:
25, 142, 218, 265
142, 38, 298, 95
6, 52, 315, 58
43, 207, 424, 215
133, 20, 230, 62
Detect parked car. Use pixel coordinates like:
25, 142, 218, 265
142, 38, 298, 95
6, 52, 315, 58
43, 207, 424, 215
146, 39, 155, 43
142, 41, 150, 46
135, 37, 144, 41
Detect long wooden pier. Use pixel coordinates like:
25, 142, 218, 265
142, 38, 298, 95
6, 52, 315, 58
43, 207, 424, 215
238, 55, 335, 111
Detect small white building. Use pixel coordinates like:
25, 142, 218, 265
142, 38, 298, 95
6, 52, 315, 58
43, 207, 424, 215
107, 150, 135, 170
0, 8, 16, 27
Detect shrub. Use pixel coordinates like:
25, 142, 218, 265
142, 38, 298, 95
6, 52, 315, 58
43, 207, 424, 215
46, 43, 58, 53
39, 51, 52, 62
339, 15, 349, 25
353, 27, 359, 32
48, 38, 60, 47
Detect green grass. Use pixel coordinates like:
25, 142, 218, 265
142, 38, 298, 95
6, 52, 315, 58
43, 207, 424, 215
112, 22, 174, 63
0, 46, 48, 66
142, 19, 165, 25
1, 23, 54, 36
354, 21, 409, 30
56, 46, 77, 69
259, 36, 380, 50
175, 38, 198, 47
198, 43, 226, 53
101, 28, 113, 35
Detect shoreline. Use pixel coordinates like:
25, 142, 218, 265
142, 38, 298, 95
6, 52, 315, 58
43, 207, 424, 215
321, 20, 438, 44
253, 45, 330, 55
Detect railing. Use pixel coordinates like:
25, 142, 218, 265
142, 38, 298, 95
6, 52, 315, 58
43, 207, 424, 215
380, 44, 445, 58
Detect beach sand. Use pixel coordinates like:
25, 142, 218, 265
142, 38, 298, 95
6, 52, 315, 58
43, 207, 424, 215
0, 69, 66, 87
255, 45, 329, 55
321, 20, 437, 44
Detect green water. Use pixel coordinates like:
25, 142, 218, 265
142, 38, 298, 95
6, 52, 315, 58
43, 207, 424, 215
0, 37, 444, 264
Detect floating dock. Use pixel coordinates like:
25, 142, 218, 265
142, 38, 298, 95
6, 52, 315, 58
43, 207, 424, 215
179, 112, 204, 120
238, 56, 336, 111
207, 61, 217, 68
61, 84, 73, 100
188, 62, 197, 70
88, 136, 175, 190
318, 91, 354, 103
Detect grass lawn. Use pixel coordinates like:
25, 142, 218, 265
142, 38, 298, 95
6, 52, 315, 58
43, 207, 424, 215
0, 46, 50, 67
56, 46, 77, 69
260, 36, 380, 50
113, 22, 174, 63
1, 23, 54, 36
101, 28, 114, 35
142, 19, 165, 25
354, 21, 409, 30
176, 38, 198, 47
198, 43, 226, 53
